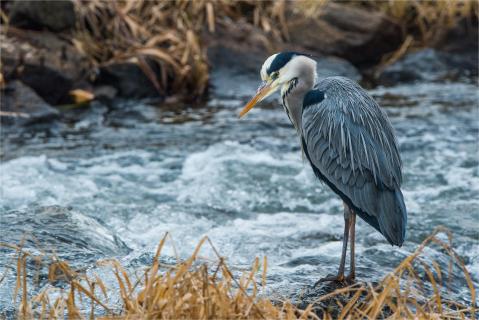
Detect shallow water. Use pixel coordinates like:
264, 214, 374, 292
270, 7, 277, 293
1, 81, 478, 312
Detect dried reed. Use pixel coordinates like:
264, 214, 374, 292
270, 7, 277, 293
72, 0, 288, 101
71, 1, 475, 100
1, 227, 476, 319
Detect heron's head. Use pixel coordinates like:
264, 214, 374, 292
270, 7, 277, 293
239, 52, 317, 118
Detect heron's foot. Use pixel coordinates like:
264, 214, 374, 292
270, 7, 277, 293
314, 274, 345, 287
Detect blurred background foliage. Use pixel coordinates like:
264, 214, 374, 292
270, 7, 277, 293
71, 0, 477, 98
1, 0, 477, 104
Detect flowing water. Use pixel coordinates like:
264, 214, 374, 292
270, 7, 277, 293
1, 78, 478, 313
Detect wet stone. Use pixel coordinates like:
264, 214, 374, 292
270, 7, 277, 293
295, 281, 375, 318
0, 80, 60, 127
0, 205, 131, 265
95, 62, 163, 99
1, 30, 89, 105
378, 49, 478, 85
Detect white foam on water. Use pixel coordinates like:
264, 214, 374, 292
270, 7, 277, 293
1, 82, 478, 306
0, 150, 177, 211
0, 155, 99, 209
171, 141, 327, 213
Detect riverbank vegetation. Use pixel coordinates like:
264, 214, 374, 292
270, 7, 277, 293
72, 0, 477, 98
1, 0, 476, 109
2, 227, 475, 319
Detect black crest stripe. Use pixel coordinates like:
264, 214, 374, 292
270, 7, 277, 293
267, 52, 305, 75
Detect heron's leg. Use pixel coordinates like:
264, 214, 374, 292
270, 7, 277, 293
346, 210, 356, 282
315, 204, 350, 285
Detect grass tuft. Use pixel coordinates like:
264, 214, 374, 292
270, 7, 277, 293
1, 227, 476, 319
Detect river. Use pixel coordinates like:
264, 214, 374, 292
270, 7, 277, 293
1, 77, 478, 313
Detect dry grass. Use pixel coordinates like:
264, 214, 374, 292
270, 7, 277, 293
295, 0, 476, 45
357, 0, 478, 69
70, 0, 476, 100
72, 0, 288, 101
362, 0, 477, 45
295, 0, 477, 70
73, 0, 210, 100
1, 227, 476, 319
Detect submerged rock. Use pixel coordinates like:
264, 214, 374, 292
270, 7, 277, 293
0, 205, 130, 314
0, 80, 60, 126
378, 49, 478, 85
0, 205, 130, 264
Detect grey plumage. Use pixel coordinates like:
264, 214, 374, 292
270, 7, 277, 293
301, 76, 407, 246
240, 52, 407, 281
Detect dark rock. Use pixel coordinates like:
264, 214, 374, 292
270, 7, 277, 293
0, 205, 131, 264
8, 0, 76, 32
0, 205, 130, 308
16, 63, 73, 105
93, 85, 118, 102
205, 19, 272, 75
1, 30, 89, 105
433, 17, 478, 57
377, 49, 478, 85
95, 62, 162, 99
296, 281, 370, 318
1, 80, 60, 126
205, 19, 272, 98
287, 2, 402, 66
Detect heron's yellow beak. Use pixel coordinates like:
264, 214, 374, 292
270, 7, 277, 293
239, 80, 279, 118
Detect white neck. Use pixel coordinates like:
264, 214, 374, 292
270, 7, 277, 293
280, 56, 317, 134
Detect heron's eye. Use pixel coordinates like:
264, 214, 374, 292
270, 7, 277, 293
271, 72, 279, 80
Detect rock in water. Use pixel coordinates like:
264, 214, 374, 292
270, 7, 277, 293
0, 205, 130, 265
16, 63, 74, 105
378, 49, 478, 85
95, 62, 163, 99
1, 30, 88, 105
0, 80, 60, 126
295, 281, 371, 318
0, 205, 130, 314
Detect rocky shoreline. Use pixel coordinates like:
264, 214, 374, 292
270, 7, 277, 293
1, 1, 477, 129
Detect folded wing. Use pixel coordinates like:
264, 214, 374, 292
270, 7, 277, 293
302, 77, 407, 245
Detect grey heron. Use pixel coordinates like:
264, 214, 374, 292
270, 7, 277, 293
239, 52, 407, 283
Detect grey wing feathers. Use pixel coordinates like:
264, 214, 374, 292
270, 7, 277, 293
302, 77, 407, 245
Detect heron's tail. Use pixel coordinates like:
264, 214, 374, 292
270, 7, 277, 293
377, 189, 407, 246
